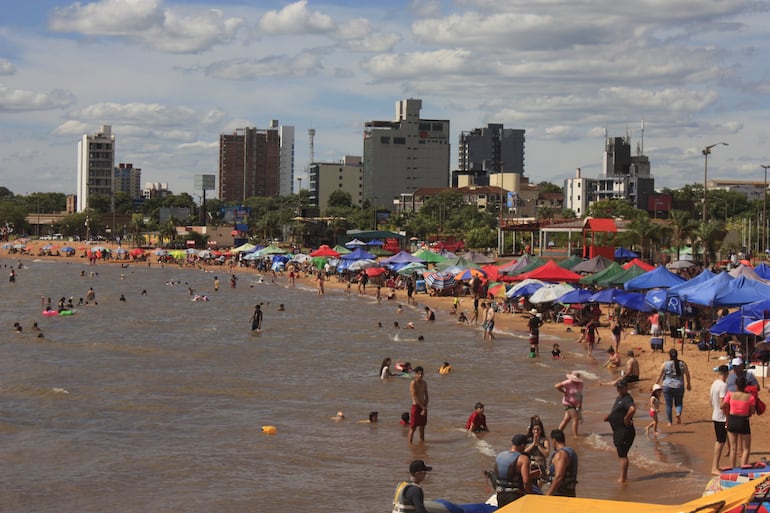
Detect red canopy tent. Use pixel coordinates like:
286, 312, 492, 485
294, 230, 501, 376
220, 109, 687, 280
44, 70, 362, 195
510, 260, 582, 283
309, 245, 341, 258
622, 258, 654, 271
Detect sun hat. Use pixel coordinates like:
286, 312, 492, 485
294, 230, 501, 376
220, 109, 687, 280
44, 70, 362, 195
731, 357, 744, 367
530, 308, 538, 315
652, 384, 662, 392
409, 460, 432, 473
566, 371, 582, 382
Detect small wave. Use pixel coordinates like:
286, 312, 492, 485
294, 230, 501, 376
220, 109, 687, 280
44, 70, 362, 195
52, 387, 69, 394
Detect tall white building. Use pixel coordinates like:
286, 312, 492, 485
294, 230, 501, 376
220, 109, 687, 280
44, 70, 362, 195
270, 120, 295, 197
563, 168, 595, 217
77, 125, 115, 212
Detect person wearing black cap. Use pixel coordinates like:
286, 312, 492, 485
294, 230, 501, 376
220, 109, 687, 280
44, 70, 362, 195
604, 379, 636, 483
392, 460, 432, 513
465, 402, 488, 433
491, 434, 532, 506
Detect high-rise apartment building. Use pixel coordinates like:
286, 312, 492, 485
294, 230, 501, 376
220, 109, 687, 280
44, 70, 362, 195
269, 120, 295, 197
454, 124, 525, 186
308, 155, 363, 212
77, 125, 115, 212
219, 126, 280, 202
363, 99, 450, 209
114, 163, 142, 199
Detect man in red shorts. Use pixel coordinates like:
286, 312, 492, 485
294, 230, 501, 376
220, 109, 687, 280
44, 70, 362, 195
408, 366, 429, 443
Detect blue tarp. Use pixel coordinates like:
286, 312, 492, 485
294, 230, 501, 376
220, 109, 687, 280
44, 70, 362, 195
754, 262, 770, 280
624, 266, 687, 291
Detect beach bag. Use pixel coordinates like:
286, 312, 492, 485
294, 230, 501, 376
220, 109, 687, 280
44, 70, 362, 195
746, 385, 765, 415
757, 396, 766, 415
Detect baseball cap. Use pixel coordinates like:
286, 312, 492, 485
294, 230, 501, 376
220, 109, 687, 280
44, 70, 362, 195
731, 357, 744, 367
409, 460, 432, 473
512, 434, 527, 446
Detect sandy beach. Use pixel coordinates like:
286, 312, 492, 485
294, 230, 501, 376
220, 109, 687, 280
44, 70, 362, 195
9, 240, 770, 483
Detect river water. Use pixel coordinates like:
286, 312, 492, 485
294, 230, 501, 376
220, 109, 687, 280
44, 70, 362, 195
0, 257, 710, 513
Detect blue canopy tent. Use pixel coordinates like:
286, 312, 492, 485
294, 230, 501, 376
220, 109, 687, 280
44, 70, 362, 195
615, 291, 654, 313
340, 248, 376, 261
624, 266, 686, 291
644, 289, 695, 315
754, 262, 770, 280
711, 276, 770, 307
666, 268, 716, 299
555, 288, 594, 304
709, 310, 751, 336
380, 250, 425, 270
741, 297, 770, 318
589, 287, 627, 304
614, 247, 638, 259
675, 271, 735, 307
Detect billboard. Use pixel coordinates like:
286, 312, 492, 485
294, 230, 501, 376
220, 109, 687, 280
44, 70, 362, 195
194, 174, 216, 191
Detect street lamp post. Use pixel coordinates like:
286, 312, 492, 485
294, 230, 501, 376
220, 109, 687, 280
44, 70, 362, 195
702, 142, 728, 223
762, 164, 770, 255
296, 177, 302, 216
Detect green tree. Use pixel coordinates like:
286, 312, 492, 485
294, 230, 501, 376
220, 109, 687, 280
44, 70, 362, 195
587, 199, 639, 220
327, 190, 353, 209
694, 220, 727, 265
668, 210, 698, 260
538, 181, 563, 194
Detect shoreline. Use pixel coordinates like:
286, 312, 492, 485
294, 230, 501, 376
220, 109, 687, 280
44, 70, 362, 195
7, 243, 770, 490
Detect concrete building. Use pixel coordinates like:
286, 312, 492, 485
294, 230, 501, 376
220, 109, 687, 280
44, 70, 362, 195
363, 99, 450, 210
269, 120, 296, 197
114, 163, 142, 199
77, 125, 115, 212
454, 124, 525, 186
564, 135, 655, 217
143, 182, 172, 200
706, 179, 768, 202
308, 155, 363, 212
219, 126, 280, 202
595, 136, 654, 210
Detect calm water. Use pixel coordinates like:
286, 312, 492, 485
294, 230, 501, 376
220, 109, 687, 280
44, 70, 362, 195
0, 257, 710, 512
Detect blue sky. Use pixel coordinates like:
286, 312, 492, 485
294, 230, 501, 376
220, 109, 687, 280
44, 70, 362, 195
1, 0, 769, 199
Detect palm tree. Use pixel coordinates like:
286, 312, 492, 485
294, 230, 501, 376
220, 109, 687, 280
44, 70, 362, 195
627, 214, 665, 262
668, 210, 698, 261
694, 220, 727, 266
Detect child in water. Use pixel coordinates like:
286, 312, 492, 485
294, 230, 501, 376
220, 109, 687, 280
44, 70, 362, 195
528, 345, 537, 358
438, 362, 452, 374
551, 343, 562, 359
645, 384, 663, 438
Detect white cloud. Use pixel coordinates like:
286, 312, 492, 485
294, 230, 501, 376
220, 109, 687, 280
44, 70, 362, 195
203, 52, 323, 80
0, 59, 15, 75
258, 0, 334, 35
48, 0, 243, 53
0, 84, 75, 112
363, 49, 471, 77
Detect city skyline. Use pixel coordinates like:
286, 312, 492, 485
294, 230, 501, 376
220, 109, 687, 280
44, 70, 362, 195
1, 0, 768, 198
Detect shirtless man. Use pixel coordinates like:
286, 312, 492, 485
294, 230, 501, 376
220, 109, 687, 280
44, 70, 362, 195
484, 304, 496, 340
602, 350, 640, 386
408, 366, 429, 443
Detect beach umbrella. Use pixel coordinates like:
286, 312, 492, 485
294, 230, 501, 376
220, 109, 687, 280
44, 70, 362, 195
667, 260, 695, 270
746, 319, 770, 338
0, 243, 11, 250
332, 244, 351, 255
13, 243, 27, 249
61, 246, 76, 253
455, 268, 486, 281
152, 248, 168, 256
185, 248, 199, 255
529, 283, 574, 304
42, 243, 53, 250
115, 247, 128, 254
129, 248, 145, 257
197, 250, 213, 258
487, 282, 508, 298
412, 248, 449, 265
309, 245, 340, 257
364, 266, 387, 277
555, 288, 594, 304
424, 271, 457, 290
292, 253, 311, 263
89, 246, 107, 253
347, 259, 378, 271
397, 262, 428, 276
506, 278, 545, 298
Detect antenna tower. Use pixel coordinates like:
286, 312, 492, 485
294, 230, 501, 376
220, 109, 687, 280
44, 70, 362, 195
308, 128, 316, 165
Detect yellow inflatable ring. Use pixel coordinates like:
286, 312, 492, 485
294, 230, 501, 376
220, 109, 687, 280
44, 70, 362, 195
261, 425, 277, 435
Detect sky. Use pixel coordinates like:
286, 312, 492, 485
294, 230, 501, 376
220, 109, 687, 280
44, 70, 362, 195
1, 0, 769, 200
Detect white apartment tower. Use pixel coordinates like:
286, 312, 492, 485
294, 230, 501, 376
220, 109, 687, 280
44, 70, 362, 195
270, 120, 295, 197
77, 125, 115, 212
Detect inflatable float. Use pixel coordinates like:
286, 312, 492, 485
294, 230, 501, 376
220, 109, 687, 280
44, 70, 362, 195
42, 310, 58, 317
58, 309, 76, 316
261, 425, 277, 435
704, 461, 770, 495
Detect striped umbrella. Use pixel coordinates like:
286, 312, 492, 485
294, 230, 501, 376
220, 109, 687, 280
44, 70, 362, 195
424, 271, 457, 290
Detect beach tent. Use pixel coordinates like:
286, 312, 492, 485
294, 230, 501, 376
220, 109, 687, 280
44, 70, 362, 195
332, 244, 351, 255
709, 310, 752, 336
596, 264, 647, 287
309, 245, 340, 258
665, 268, 716, 298
397, 262, 428, 276
438, 256, 482, 271
624, 266, 687, 291
344, 259, 378, 271
231, 243, 256, 253
512, 260, 582, 283
529, 283, 575, 304
505, 257, 547, 278
340, 248, 376, 260
381, 250, 426, 267
614, 247, 638, 259
615, 291, 654, 313
499, 254, 540, 275
368, 247, 393, 257
741, 297, 770, 318
712, 276, 770, 307
413, 248, 449, 265
754, 262, 770, 280
367, 239, 384, 246
622, 258, 655, 271
482, 264, 502, 282
666, 260, 695, 270
506, 278, 546, 298
555, 288, 594, 304
588, 287, 627, 304
729, 264, 770, 284
460, 251, 497, 264
558, 255, 583, 270
345, 238, 367, 247
673, 271, 734, 307
579, 262, 624, 285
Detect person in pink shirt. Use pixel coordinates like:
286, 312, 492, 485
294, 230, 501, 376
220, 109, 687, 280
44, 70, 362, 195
555, 372, 584, 436
721, 376, 756, 467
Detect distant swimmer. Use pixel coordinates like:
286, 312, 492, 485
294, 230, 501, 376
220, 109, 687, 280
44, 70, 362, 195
251, 304, 263, 331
